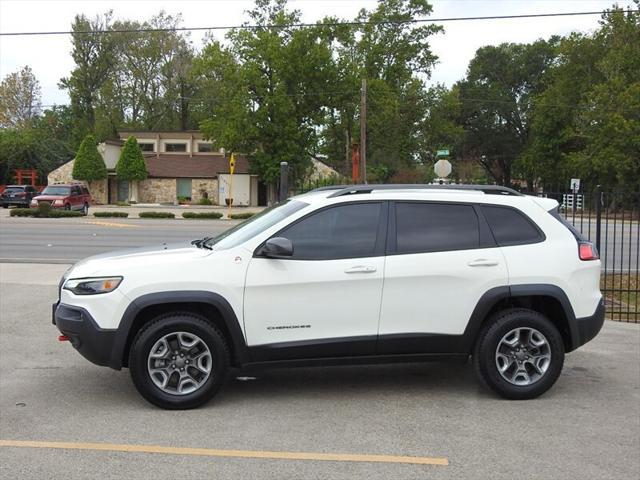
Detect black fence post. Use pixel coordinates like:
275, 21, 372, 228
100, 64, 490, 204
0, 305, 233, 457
595, 184, 602, 253
279, 162, 288, 202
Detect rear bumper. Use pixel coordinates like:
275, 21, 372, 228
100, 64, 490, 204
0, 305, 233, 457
574, 298, 605, 348
53, 302, 116, 367
0, 199, 28, 207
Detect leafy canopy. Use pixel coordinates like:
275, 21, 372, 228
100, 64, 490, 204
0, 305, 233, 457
116, 136, 148, 181
72, 134, 107, 181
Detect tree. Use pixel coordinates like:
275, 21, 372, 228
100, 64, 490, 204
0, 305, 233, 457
0, 66, 42, 128
59, 12, 116, 142
116, 136, 148, 201
457, 39, 559, 186
72, 134, 107, 181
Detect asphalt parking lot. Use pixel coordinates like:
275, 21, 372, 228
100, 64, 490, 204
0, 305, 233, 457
0, 263, 639, 479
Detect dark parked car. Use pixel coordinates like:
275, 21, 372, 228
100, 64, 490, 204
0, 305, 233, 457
30, 184, 92, 215
1, 185, 39, 208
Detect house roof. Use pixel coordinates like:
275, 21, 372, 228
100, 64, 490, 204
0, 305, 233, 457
144, 154, 250, 178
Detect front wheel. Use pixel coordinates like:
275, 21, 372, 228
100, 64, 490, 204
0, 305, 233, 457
129, 312, 229, 409
82, 203, 89, 216
472, 308, 565, 400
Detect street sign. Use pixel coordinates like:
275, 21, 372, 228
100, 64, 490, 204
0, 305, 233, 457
434, 159, 452, 178
436, 149, 450, 157
570, 178, 580, 192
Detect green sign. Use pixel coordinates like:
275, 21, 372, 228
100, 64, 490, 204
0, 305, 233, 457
436, 149, 450, 157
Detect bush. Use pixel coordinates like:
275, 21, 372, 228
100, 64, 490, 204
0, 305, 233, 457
93, 211, 129, 218
138, 211, 175, 219
37, 202, 51, 216
116, 136, 148, 181
116, 201, 130, 207
197, 198, 213, 205
9, 208, 35, 217
182, 212, 223, 219
73, 134, 107, 181
229, 212, 256, 220
10, 207, 82, 218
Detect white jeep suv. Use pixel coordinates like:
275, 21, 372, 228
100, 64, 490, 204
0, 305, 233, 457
53, 185, 604, 409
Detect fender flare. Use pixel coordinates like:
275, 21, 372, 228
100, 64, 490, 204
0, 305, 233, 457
461, 284, 578, 353
109, 291, 250, 369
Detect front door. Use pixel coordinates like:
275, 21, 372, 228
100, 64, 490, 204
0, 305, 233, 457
117, 181, 129, 202
244, 201, 388, 361
378, 201, 509, 353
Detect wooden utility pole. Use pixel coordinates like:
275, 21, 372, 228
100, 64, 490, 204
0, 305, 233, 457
360, 79, 367, 184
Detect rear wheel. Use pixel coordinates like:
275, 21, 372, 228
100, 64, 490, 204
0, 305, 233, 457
473, 308, 564, 400
129, 312, 229, 409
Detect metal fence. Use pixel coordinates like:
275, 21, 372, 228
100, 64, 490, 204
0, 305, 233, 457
295, 180, 639, 322
525, 186, 639, 323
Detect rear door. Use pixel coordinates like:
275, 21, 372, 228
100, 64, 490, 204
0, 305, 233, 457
378, 201, 509, 353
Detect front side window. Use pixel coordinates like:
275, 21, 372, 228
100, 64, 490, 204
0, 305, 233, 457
481, 205, 543, 246
395, 202, 480, 254
278, 203, 382, 260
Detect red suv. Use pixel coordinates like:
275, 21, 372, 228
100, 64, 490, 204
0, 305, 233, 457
30, 184, 92, 215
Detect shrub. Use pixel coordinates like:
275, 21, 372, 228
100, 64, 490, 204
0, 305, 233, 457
116, 136, 148, 181
93, 211, 129, 218
138, 211, 175, 219
182, 212, 223, 219
197, 198, 213, 205
9, 207, 82, 218
229, 212, 256, 220
47, 210, 83, 218
73, 134, 107, 181
9, 208, 35, 217
116, 201, 130, 207
37, 202, 51, 216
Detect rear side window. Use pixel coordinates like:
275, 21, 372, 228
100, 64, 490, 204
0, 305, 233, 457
395, 203, 480, 254
481, 205, 544, 246
280, 203, 382, 260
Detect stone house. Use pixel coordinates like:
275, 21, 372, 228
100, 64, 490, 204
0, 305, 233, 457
48, 130, 264, 206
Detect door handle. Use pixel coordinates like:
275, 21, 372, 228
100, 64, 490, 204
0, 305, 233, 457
344, 265, 377, 274
467, 259, 499, 267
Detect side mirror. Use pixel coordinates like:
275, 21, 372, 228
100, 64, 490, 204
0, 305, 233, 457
259, 237, 293, 258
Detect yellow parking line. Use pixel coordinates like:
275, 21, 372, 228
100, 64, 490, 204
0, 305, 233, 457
85, 221, 138, 228
0, 440, 448, 466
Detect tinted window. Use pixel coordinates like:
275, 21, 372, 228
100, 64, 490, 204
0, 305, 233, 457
482, 205, 543, 245
164, 143, 187, 152
138, 142, 155, 152
395, 203, 480, 254
280, 203, 382, 260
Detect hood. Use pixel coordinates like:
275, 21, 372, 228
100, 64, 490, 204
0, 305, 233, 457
34, 194, 66, 201
68, 242, 213, 278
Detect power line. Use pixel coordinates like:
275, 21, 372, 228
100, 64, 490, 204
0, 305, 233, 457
1, 10, 637, 37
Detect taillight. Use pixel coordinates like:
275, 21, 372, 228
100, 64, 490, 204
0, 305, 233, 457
579, 242, 599, 261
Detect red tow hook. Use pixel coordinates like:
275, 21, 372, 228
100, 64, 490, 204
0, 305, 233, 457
58, 335, 70, 342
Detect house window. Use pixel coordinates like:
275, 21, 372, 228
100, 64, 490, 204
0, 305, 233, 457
138, 142, 155, 152
197, 142, 213, 152
164, 142, 187, 152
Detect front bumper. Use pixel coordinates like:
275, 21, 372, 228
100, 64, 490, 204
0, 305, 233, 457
575, 298, 606, 348
1, 198, 28, 207
53, 302, 116, 367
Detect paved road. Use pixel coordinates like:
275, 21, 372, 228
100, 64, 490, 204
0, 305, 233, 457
0, 263, 639, 479
0, 217, 238, 263
0, 215, 637, 271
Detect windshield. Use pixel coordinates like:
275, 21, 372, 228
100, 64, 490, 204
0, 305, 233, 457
41, 186, 71, 196
205, 200, 309, 250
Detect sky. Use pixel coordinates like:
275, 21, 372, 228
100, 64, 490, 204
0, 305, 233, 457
0, 0, 627, 107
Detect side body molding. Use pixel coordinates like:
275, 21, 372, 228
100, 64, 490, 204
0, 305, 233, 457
109, 291, 250, 369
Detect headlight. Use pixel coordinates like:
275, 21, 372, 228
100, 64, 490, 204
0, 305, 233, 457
53, 199, 64, 205
30, 200, 37, 205
63, 277, 123, 295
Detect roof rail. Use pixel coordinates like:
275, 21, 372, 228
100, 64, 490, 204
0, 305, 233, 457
325, 184, 523, 198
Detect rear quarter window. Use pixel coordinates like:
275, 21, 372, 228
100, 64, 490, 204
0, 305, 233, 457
481, 205, 545, 246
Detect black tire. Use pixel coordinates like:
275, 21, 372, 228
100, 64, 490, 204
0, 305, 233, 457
64, 203, 71, 210
2, 205, 8, 208
82, 203, 89, 216
129, 312, 230, 409
472, 308, 564, 400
